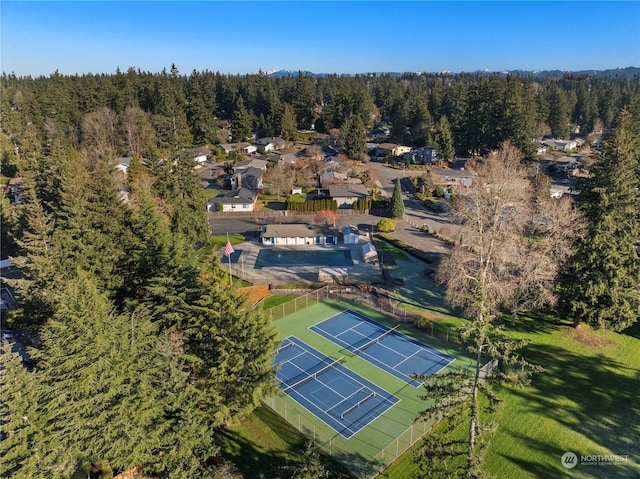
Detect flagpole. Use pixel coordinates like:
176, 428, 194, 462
227, 233, 232, 286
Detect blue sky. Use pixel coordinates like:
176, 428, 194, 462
2, 1, 639, 76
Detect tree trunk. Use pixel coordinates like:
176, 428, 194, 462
467, 344, 483, 477
573, 316, 582, 328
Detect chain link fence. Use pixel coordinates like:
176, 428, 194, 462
262, 286, 481, 477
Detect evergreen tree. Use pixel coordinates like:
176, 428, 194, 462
0, 342, 44, 478
339, 114, 366, 161
436, 115, 455, 162
559, 108, 640, 331
390, 177, 405, 218
29, 273, 218, 477
279, 102, 298, 141
231, 96, 252, 143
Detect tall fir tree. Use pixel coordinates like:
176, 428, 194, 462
559, 108, 640, 330
390, 177, 405, 218
436, 115, 455, 162
27, 273, 219, 477
0, 342, 44, 478
339, 114, 366, 161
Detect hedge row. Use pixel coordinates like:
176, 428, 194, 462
285, 199, 338, 211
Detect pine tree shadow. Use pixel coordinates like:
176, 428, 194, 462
505, 342, 640, 476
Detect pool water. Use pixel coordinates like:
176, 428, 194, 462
254, 249, 354, 269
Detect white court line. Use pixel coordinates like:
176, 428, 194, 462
323, 386, 367, 414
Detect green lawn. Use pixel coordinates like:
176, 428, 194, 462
380, 315, 640, 478
259, 295, 295, 310
202, 186, 225, 199
196, 234, 246, 261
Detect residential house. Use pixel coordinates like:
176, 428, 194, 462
112, 157, 131, 175
230, 167, 263, 190
219, 143, 238, 155
320, 171, 348, 186
260, 224, 338, 246
328, 184, 369, 208
544, 139, 578, 152
207, 188, 257, 212
376, 143, 412, 157
233, 158, 269, 172
243, 144, 257, 155
256, 137, 287, 151
184, 146, 211, 163
429, 169, 474, 190
403, 147, 439, 165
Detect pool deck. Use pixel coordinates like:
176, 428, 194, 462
220, 241, 384, 286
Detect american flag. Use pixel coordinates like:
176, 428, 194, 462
223, 238, 235, 257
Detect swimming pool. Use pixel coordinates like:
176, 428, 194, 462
254, 249, 354, 269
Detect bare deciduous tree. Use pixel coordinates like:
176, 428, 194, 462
264, 161, 293, 199
421, 141, 581, 476
119, 106, 156, 158
80, 107, 119, 160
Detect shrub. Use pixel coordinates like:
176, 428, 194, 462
377, 218, 396, 233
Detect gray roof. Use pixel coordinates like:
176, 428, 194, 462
261, 223, 338, 239
431, 169, 473, 179
208, 188, 256, 205
342, 225, 359, 236
234, 158, 269, 171
328, 184, 369, 198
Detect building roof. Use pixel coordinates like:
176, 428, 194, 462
261, 223, 338, 239
208, 188, 256, 205
256, 136, 286, 147
328, 184, 369, 198
342, 225, 359, 236
234, 158, 269, 171
431, 169, 473, 179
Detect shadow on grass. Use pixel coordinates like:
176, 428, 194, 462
622, 319, 640, 340
506, 342, 640, 476
499, 426, 640, 478
218, 406, 355, 479
501, 311, 570, 336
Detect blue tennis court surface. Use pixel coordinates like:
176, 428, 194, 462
310, 310, 455, 387
276, 336, 399, 439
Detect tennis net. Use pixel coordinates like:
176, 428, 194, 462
281, 356, 345, 394
277, 341, 295, 353
340, 391, 377, 420
352, 325, 400, 355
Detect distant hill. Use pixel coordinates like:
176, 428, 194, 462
267, 67, 640, 79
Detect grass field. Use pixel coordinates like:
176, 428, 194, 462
379, 315, 640, 479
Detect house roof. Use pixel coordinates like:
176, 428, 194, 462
184, 146, 211, 157
256, 136, 286, 147
320, 171, 348, 182
342, 225, 359, 236
208, 188, 256, 205
261, 223, 338, 239
328, 184, 368, 198
431, 169, 473, 180
234, 159, 269, 171
112, 157, 131, 168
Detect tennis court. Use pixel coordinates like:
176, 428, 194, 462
276, 336, 399, 439
310, 309, 455, 387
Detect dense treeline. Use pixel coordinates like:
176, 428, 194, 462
2, 67, 639, 165
0, 127, 278, 476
